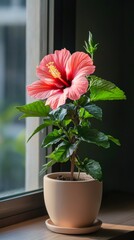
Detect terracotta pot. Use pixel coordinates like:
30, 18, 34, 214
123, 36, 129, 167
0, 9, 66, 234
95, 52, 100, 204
43, 172, 102, 228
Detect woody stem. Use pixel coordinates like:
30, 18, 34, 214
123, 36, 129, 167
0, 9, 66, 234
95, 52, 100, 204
70, 153, 75, 181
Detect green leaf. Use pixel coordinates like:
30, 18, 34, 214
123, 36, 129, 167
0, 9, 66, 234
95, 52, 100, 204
62, 119, 72, 127
27, 119, 53, 142
89, 75, 126, 101
78, 158, 102, 181
76, 95, 90, 106
49, 107, 67, 121
84, 104, 102, 120
79, 108, 92, 119
80, 119, 91, 127
77, 126, 110, 148
108, 135, 121, 146
16, 100, 50, 119
40, 159, 57, 175
84, 31, 99, 59
61, 103, 77, 118
62, 103, 76, 111
42, 129, 64, 148
47, 141, 78, 162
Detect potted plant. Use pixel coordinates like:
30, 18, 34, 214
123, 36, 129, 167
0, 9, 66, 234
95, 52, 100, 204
17, 32, 126, 234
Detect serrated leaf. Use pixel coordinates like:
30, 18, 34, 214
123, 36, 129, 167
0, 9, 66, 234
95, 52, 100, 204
89, 75, 126, 101
16, 100, 50, 119
47, 141, 78, 162
42, 129, 64, 148
27, 119, 53, 142
77, 126, 110, 148
78, 158, 102, 181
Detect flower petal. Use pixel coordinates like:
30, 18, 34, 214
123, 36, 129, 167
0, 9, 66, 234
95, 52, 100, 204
46, 90, 67, 109
66, 52, 95, 80
64, 76, 88, 100
27, 80, 60, 99
54, 48, 71, 78
36, 54, 56, 79
36, 67, 64, 88
37, 48, 71, 80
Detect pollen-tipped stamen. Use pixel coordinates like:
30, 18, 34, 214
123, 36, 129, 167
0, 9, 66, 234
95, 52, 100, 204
46, 62, 70, 87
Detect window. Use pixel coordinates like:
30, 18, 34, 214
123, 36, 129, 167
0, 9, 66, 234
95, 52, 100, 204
0, 0, 54, 227
0, 0, 26, 198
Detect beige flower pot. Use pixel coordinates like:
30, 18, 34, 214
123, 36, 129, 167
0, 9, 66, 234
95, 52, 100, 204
43, 172, 102, 228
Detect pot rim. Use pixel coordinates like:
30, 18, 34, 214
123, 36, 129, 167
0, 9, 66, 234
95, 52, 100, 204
44, 172, 101, 183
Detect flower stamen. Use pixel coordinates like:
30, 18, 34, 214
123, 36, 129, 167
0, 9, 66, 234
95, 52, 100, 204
46, 62, 70, 87
46, 62, 61, 79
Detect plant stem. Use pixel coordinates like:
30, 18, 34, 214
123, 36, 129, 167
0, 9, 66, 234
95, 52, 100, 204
70, 153, 75, 181
78, 169, 80, 180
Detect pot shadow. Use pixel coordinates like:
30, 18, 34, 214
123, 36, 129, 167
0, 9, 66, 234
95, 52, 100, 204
65, 228, 134, 239
89, 228, 133, 239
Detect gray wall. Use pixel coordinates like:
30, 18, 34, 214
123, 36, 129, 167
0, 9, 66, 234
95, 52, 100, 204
76, 0, 134, 193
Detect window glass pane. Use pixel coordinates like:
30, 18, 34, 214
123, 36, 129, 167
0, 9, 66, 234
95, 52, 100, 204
0, 0, 26, 198
0, 0, 54, 200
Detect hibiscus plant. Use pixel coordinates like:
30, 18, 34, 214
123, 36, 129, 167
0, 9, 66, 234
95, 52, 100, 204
17, 32, 126, 181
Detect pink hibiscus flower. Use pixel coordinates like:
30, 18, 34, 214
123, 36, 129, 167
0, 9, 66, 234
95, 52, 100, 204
27, 48, 95, 109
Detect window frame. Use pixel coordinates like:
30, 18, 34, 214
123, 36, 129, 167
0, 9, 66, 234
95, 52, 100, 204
0, 0, 54, 228
26, 0, 55, 191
